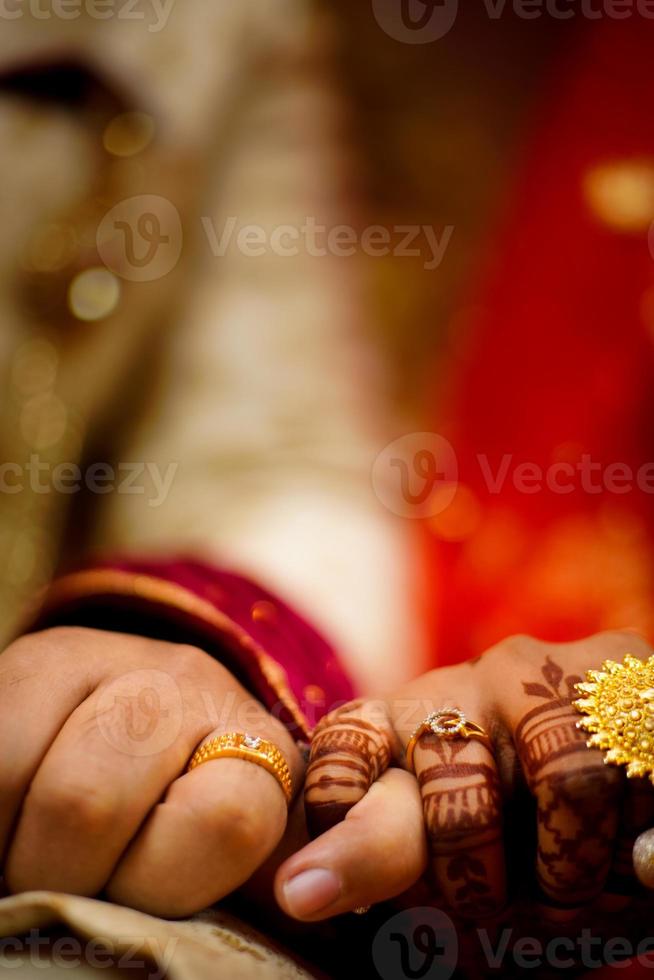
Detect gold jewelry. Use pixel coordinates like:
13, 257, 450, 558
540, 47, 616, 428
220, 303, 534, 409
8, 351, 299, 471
405, 708, 493, 773
574, 654, 654, 782
353, 906, 371, 915
187, 732, 292, 803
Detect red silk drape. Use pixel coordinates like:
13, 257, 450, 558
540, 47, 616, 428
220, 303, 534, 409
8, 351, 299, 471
425, 18, 654, 667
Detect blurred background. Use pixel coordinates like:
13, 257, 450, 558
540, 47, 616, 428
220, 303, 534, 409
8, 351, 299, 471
0, 2, 652, 690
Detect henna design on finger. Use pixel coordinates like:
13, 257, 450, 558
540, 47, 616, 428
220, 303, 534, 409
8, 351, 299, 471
445, 853, 497, 920
521, 655, 582, 705
418, 738, 505, 918
515, 656, 623, 906
420, 762, 503, 852
532, 765, 622, 904
515, 702, 587, 778
309, 722, 388, 793
517, 656, 586, 777
305, 700, 394, 836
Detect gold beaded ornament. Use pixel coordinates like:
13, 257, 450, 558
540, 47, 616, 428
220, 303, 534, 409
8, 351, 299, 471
187, 732, 293, 803
574, 654, 654, 782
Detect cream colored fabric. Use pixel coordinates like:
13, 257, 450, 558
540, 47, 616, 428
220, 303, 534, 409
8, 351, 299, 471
0, 0, 426, 690
0, 6, 424, 972
88, 11, 427, 691
0, 892, 314, 978
0, 0, 271, 641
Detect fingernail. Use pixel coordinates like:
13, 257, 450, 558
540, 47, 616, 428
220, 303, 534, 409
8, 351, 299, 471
282, 868, 341, 917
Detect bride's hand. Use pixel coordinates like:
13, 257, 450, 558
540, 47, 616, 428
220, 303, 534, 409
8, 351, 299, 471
275, 631, 653, 922
0, 626, 302, 917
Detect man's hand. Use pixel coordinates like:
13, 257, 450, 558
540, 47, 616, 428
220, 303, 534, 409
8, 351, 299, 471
0, 626, 302, 917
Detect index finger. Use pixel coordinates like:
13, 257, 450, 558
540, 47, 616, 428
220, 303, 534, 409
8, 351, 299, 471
304, 698, 399, 837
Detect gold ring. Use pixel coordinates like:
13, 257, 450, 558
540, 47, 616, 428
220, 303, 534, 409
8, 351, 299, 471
574, 653, 654, 782
187, 732, 292, 804
405, 708, 493, 773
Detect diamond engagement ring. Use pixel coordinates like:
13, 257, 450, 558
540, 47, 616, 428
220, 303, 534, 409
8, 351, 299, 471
405, 708, 493, 773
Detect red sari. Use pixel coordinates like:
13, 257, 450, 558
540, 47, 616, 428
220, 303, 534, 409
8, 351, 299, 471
426, 18, 654, 666
421, 18, 654, 977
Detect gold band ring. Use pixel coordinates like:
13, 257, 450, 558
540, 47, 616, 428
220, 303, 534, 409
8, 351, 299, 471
574, 653, 654, 783
405, 708, 493, 773
187, 732, 293, 804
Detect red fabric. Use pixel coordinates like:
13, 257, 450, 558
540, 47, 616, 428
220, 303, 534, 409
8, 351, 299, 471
34, 557, 355, 739
421, 20, 654, 976
428, 19, 654, 665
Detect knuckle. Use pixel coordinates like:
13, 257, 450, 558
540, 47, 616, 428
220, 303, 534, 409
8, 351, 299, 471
1, 626, 88, 667
25, 626, 95, 652
538, 761, 622, 809
0, 629, 97, 693
487, 633, 545, 664
593, 629, 652, 659
314, 698, 364, 731
309, 724, 344, 761
169, 642, 212, 675
170, 644, 235, 697
423, 785, 500, 851
188, 791, 280, 854
225, 799, 274, 852
234, 810, 272, 855
29, 777, 118, 835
